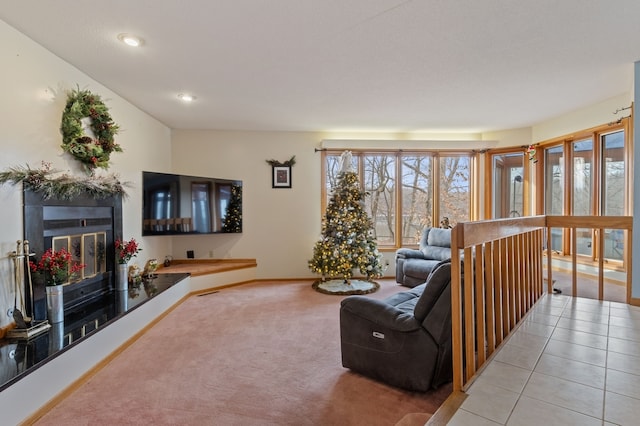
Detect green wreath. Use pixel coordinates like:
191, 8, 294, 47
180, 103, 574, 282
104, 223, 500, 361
60, 87, 122, 173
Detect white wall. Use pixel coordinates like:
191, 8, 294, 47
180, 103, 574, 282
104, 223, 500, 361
531, 92, 633, 142
0, 20, 173, 328
482, 127, 533, 149
170, 130, 323, 279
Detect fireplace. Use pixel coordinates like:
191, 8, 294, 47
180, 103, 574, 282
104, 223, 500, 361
23, 189, 122, 320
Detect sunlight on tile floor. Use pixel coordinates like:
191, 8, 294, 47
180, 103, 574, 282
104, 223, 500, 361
447, 294, 640, 425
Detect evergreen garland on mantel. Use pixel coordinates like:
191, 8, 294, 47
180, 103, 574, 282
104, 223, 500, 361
0, 163, 129, 200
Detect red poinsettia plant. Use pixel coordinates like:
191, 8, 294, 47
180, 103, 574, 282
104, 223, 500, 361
29, 247, 86, 286
115, 238, 142, 264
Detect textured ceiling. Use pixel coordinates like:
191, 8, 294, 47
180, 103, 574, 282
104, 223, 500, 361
2, 1, 640, 133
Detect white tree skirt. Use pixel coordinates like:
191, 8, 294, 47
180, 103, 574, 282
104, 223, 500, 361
312, 279, 379, 295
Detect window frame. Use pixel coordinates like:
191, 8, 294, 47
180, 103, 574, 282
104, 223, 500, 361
535, 121, 630, 269
484, 149, 530, 219
321, 149, 477, 250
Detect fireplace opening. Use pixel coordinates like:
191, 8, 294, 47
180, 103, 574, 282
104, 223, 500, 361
51, 231, 107, 281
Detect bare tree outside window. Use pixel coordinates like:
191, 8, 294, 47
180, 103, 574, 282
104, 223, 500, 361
439, 156, 471, 226
602, 131, 625, 216
401, 155, 432, 244
602, 131, 625, 261
323, 151, 472, 248
363, 155, 396, 245
326, 155, 354, 203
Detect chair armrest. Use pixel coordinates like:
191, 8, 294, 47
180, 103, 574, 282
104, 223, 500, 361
340, 296, 421, 332
395, 248, 427, 260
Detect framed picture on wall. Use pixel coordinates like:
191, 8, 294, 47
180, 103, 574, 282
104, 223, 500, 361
272, 165, 291, 188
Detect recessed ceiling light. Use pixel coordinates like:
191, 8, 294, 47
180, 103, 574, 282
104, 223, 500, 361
117, 33, 144, 47
178, 93, 196, 102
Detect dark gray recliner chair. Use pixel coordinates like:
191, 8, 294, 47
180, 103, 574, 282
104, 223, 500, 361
339, 261, 453, 392
395, 227, 452, 287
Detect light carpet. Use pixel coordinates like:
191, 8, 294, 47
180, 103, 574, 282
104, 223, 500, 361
34, 279, 451, 425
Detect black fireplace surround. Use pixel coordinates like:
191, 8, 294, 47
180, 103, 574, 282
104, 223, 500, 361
23, 189, 123, 320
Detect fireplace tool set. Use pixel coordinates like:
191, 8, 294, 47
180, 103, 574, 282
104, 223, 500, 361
6, 240, 51, 339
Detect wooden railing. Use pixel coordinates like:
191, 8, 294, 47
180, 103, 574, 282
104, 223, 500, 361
450, 215, 633, 392
450, 216, 546, 391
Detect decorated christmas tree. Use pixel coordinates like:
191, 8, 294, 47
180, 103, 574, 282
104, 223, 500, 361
309, 151, 384, 294
221, 184, 242, 233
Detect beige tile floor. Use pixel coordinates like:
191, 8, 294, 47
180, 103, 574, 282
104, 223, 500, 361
447, 293, 640, 425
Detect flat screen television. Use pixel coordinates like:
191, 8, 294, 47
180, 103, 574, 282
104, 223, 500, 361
142, 171, 242, 235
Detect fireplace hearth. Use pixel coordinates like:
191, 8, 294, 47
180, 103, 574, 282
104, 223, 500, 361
23, 189, 122, 321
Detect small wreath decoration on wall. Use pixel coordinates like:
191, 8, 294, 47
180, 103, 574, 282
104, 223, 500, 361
265, 155, 296, 168
60, 87, 122, 173
266, 156, 296, 188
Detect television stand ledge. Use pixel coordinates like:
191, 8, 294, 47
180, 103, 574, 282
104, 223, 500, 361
159, 258, 257, 277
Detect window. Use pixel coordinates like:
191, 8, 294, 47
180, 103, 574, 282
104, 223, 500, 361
544, 145, 564, 216
401, 155, 432, 244
323, 150, 473, 248
490, 152, 524, 218
439, 155, 471, 224
325, 154, 359, 205
602, 130, 625, 216
363, 154, 396, 244
544, 144, 565, 253
572, 139, 593, 256
601, 130, 626, 261
539, 124, 628, 265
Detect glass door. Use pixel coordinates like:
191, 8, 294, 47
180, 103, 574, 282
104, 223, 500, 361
491, 153, 524, 218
